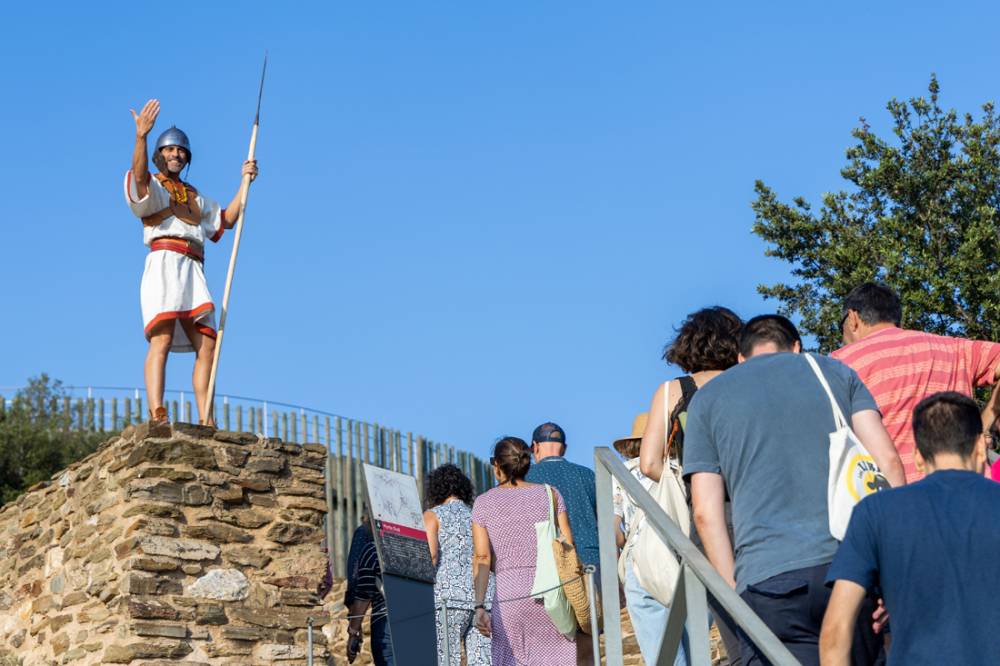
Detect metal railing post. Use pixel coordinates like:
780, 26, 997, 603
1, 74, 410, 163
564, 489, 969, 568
594, 450, 624, 666
306, 616, 314, 666
586, 566, 600, 660
685, 564, 711, 666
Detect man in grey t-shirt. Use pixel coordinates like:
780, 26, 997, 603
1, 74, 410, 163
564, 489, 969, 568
683, 315, 905, 666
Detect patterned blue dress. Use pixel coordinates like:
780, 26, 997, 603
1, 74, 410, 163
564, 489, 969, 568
432, 499, 493, 665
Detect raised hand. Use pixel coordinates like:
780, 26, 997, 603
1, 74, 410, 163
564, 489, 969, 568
130, 99, 160, 138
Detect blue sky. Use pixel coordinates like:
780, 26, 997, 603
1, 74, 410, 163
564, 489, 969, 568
3, 1, 999, 468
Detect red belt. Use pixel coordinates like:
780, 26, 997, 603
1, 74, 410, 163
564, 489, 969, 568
150, 237, 204, 262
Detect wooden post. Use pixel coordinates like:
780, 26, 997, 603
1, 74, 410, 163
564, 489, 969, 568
171, 400, 179, 423
184, 400, 192, 423
364, 423, 371, 464
302, 411, 308, 444
314, 415, 321, 446
75, 398, 84, 430
248, 407, 256, 433
345, 419, 356, 546
137, 396, 143, 421
407, 432, 414, 476
86, 398, 95, 431
291, 412, 298, 443
97, 399, 105, 432
333, 416, 344, 574
111, 398, 118, 430
395, 431, 402, 472
124, 397, 131, 427
355, 420, 366, 519
415, 436, 426, 505
224, 401, 231, 431
282, 412, 289, 441
237, 405, 243, 432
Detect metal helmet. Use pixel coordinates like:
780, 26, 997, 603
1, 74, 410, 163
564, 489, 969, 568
154, 126, 192, 164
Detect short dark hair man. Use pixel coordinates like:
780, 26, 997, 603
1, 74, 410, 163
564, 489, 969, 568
833, 282, 1000, 482
821, 392, 1000, 665
684, 315, 905, 665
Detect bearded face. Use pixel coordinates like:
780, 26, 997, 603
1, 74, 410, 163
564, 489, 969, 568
153, 145, 189, 174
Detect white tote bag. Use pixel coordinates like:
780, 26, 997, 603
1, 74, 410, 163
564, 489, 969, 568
633, 381, 690, 605
804, 353, 889, 540
530, 485, 578, 638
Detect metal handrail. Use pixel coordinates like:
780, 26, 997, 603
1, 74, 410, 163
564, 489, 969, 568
594, 447, 798, 666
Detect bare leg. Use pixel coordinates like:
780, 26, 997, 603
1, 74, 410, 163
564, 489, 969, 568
179, 318, 216, 425
144, 321, 174, 419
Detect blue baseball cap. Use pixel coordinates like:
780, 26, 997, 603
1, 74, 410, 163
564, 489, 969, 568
532, 422, 566, 446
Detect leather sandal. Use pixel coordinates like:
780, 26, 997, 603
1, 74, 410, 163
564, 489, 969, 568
149, 406, 168, 425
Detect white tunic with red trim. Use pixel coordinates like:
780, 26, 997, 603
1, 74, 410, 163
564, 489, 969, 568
124, 170, 226, 353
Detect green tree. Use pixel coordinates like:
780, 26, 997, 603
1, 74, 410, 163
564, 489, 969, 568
752, 76, 1000, 352
0, 375, 109, 504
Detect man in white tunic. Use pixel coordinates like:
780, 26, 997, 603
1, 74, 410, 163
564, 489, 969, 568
124, 99, 257, 425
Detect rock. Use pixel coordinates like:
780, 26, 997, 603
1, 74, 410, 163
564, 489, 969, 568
224, 545, 272, 568
122, 503, 185, 520
302, 443, 327, 455
137, 467, 196, 482
257, 643, 307, 660
212, 484, 244, 502
121, 572, 183, 596
213, 430, 258, 445
228, 606, 329, 630
184, 569, 250, 601
138, 536, 221, 561
181, 563, 202, 575
266, 522, 314, 545
233, 477, 272, 492
246, 493, 277, 508
182, 523, 253, 544
194, 603, 227, 625
61, 646, 87, 662
127, 555, 181, 572
127, 478, 183, 504
245, 456, 285, 474
50, 614, 72, 632
103, 639, 193, 662
278, 495, 328, 512
274, 482, 326, 498
266, 575, 311, 589
61, 591, 88, 608
126, 440, 217, 470
133, 621, 188, 638
220, 625, 266, 641
182, 484, 212, 506
51, 631, 70, 655
215, 446, 250, 468
280, 589, 320, 606
171, 422, 216, 440
212, 507, 270, 529
128, 599, 180, 620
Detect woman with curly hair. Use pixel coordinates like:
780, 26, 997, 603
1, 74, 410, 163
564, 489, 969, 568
423, 463, 492, 666
636, 305, 744, 665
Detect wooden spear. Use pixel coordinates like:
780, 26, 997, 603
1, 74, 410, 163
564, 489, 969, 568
204, 54, 267, 424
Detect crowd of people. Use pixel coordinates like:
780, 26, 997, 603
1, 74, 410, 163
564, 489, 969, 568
340, 282, 1000, 666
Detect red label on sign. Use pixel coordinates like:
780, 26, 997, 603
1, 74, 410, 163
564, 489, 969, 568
379, 521, 429, 541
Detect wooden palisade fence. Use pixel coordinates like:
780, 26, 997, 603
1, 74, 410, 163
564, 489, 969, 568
0, 388, 493, 577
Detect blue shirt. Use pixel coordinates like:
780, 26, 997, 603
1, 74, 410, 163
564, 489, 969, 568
827, 469, 1000, 665
683, 352, 878, 592
525, 456, 600, 565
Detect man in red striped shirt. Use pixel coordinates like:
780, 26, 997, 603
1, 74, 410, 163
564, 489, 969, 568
832, 283, 1000, 482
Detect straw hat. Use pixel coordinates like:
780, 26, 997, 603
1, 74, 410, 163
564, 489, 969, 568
612, 412, 648, 456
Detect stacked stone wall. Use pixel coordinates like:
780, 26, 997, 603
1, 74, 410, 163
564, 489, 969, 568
0, 422, 353, 665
